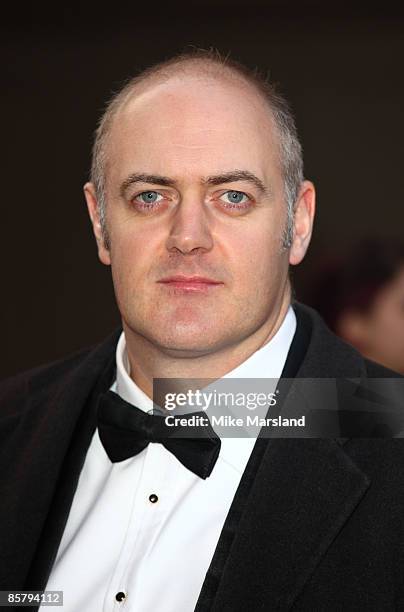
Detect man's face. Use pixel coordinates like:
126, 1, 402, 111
88, 75, 308, 357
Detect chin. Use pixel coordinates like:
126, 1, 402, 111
125, 310, 236, 354
153, 325, 227, 355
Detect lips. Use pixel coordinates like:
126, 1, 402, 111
157, 275, 223, 292
158, 275, 222, 284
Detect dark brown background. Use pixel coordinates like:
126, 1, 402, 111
2, 2, 404, 379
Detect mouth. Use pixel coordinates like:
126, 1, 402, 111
157, 275, 224, 293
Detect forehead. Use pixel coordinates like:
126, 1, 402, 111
106, 73, 281, 182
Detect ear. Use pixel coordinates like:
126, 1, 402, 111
289, 180, 316, 266
84, 182, 111, 266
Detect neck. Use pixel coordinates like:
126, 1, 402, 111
124, 287, 292, 400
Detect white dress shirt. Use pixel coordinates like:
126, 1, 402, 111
42, 307, 296, 612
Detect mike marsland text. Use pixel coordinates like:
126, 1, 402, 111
165, 415, 306, 427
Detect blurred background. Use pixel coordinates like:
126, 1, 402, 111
2, 1, 404, 378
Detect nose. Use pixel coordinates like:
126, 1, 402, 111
165, 194, 214, 255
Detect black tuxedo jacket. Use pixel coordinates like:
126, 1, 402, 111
1, 303, 404, 611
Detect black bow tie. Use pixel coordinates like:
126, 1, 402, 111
97, 390, 221, 479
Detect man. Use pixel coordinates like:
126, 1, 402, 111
1, 50, 403, 611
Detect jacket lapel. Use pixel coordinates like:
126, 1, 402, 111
206, 437, 369, 611
195, 302, 372, 611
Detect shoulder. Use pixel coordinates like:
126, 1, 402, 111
363, 357, 403, 379
0, 329, 122, 419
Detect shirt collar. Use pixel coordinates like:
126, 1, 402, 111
112, 305, 297, 472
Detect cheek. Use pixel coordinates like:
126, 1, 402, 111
229, 225, 284, 283
109, 227, 161, 290
224, 237, 287, 318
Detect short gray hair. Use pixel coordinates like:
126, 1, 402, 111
90, 48, 304, 249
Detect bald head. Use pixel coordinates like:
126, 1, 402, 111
90, 50, 304, 248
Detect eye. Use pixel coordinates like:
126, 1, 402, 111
135, 191, 163, 205
219, 190, 250, 209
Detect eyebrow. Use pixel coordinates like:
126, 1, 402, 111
120, 169, 270, 198
203, 170, 269, 195
120, 173, 176, 198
